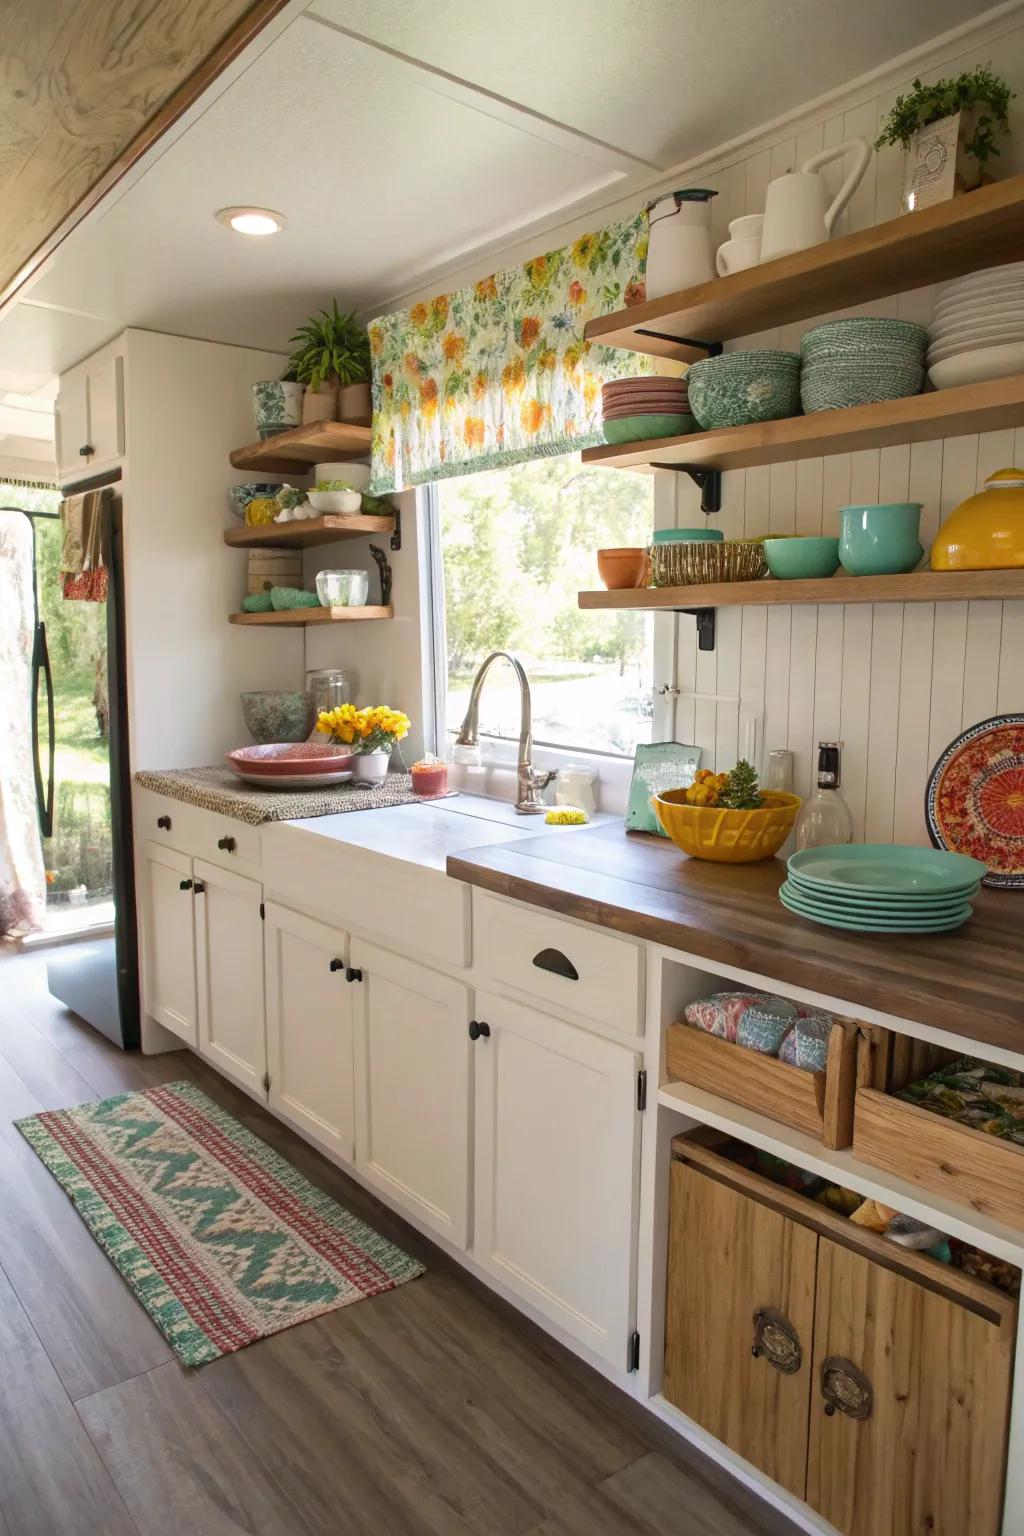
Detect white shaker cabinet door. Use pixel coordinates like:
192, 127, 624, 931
351, 938, 472, 1249
264, 903, 355, 1162
473, 989, 642, 1370
140, 840, 197, 1046
194, 859, 266, 1098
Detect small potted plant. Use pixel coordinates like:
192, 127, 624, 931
288, 301, 373, 426
652, 760, 801, 864
874, 66, 1015, 214
316, 703, 410, 784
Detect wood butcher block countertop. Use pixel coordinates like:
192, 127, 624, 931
447, 824, 1024, 1055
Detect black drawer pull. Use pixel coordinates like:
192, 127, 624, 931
468, 1019, 491, 1041
217, 835, 236, 853
79, 444, 94, 457
157, 815, 171, 830
532, 947, 579, 981
179, 878, 193, 891
193, 879, 205, 895
329, 958, 344, 972
346, 967, 362, 983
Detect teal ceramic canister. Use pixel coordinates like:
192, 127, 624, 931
838, 502, 924, 576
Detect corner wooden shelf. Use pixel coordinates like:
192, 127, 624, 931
230, 420, 372, 473
585, 173, 1024, 362
224, 514, 394, 549
580, 569, 1024, 613
229, 605, 392, 627
581, 372, 1024, 475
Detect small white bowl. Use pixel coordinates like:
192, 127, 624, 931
308, 489, 362, 514
314, 462, 371, 491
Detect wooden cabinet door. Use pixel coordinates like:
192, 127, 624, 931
351, 938, 472, 1248
473, 989, 641, 1369
264, 903, 355, 1162
55, 366, 90, 483
664, 1160, 817, 1498
85, 354, 124, 471
194, 859, 266, 1098
807, 1237, 1012, 1536
140, 840, 197, 1046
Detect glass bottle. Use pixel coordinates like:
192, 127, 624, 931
795, 742, 853, 851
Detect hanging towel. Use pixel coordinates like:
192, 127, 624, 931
60, 488, 109, 602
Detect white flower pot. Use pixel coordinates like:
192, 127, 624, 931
353, 751, 389, 784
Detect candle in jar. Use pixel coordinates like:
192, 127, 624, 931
411, 757, 448, 796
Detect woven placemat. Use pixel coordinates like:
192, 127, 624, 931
134, 766, 443, 826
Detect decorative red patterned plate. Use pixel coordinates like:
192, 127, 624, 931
926, 714, 1024, 889
226, 742, 355, 779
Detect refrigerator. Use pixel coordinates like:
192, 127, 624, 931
14, 484, 140, 1047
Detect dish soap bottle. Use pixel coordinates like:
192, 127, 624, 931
795, 742, 853, 851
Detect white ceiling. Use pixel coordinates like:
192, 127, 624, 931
0, 0, 999, 392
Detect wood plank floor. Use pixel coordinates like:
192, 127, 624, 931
0, 946, 797, 1536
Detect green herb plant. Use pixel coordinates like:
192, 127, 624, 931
718, 759, 763, 811
287, 300, 371, 390
874, 66, 1014, 165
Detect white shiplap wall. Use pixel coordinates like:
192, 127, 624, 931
666, 24, 1024, 846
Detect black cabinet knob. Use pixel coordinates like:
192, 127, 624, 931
179, 878, 193, 891
468, 1020, 491, 1041
217, 835, 236, 853
79, 444, 94, 457
329, 958, 344, 972
193, 879, 205, 894
157, 815, 171, 830
346, 967, 363, 983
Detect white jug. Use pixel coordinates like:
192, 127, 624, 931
644, 188, 718, 299
716, 214, 763, 276
759, 140, 871, 263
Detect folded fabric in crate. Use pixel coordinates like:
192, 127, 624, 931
794, 1011, 835, 1073
898, 1055, 1024, 1143
737, 1000, 799, 1056
684, 991, 782, 1043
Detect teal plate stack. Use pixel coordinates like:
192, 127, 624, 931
800, 318, 928, 413
780, 844, 987, 933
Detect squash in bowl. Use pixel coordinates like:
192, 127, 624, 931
652, 789, 801, 863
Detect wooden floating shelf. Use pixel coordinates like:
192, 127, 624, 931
585, 173, 1024, 362
230, 419, 372, 473
229, 605, 392, 627
579, 569, 1024, 613
581, 372, 1024, 474
224, 514, 394, 550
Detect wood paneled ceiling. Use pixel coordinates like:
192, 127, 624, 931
0, 0, 289, 305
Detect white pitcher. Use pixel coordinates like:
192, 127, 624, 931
759, 140, 871, 263
644, 189, 718, 298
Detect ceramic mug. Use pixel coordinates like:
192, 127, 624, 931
716, 237, 761, 276
728, 214, 764, 242
252, 379, 304, 440
839, 502, 924, 575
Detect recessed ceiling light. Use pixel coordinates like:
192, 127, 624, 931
216, 206, 287, 237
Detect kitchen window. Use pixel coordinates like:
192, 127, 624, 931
427, 454, 655, 761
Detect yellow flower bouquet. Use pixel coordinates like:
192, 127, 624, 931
317, 703, 411, 783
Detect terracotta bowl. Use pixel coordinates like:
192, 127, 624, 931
225, 742, 355, 779
597, 547, 651, 590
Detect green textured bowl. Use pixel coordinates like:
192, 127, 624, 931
603, 413, 695, 444
240, 690, 314, 744
763, 535, 840, 579
687, 350, 801, 429
801, 365, 923, 413
801, 318, 929, 355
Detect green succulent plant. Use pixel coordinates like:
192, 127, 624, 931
287, 300, 371, 390
874, 66, 1014, 165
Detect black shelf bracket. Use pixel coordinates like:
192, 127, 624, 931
678, 607, 716, 652
633, 330, 724, 359
649, 463, 722, 514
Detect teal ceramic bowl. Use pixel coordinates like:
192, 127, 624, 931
652, 527, 724, 544
763, 535, 840, 579
687, 350, 801, 430
603, 413, 694, 444
839, 502, 924, 575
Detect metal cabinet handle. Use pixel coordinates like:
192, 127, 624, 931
193, 879, 205, 895
820, 1356, 873, 1420
532, 947, 579, 981
329, 958, 344, 972
79, 444, 94, 457
179, 878, 193, 891
751, 1307, 803, 1374
468, 1019, 491, 1041
346, 967, 362, 983
217, 835, 236, 852
157, 815, 171, 830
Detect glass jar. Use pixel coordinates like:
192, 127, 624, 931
306, 668, 351, 719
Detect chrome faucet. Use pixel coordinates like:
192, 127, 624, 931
454, 651, 557, 814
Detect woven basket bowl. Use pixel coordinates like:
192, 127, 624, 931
653, 789, 802, 863
659, 537, 767, 585
801, 364, 923, 414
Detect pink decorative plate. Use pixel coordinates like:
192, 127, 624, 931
926, 714, 1024, 889
226, 742, 355, 779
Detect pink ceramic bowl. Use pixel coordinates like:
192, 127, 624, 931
226, 742, 355, 779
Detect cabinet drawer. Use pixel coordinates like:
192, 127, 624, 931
473, 890, 643, 1035
134, 786, 261, 873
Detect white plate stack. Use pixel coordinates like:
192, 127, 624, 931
926, 261, 1024, 390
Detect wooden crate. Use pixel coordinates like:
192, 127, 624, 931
664, 1017, 861, 1149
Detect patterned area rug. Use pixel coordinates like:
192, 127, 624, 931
16, 1081, 424, 1366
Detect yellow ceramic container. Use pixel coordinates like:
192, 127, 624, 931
931, 468, 1024, 570
652, 789, 801, 863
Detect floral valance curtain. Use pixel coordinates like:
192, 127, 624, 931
369, 214, 651, 491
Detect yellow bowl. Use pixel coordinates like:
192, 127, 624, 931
930, 468, 1024, 570
652, 789, 802, 863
